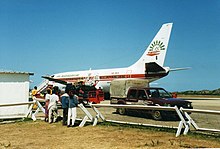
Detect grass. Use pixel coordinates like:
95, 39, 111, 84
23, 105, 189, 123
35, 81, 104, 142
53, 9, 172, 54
100, 121, 220, 142
1, 119, 220, 148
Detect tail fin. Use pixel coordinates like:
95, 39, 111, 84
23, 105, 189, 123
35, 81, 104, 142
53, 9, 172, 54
129, 23, 173, 69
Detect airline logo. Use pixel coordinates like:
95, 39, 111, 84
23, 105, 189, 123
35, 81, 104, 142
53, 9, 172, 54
147, 40, 165, 56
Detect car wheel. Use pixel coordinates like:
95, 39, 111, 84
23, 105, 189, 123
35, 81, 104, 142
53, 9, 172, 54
116, 108, 126, 115
151, 110, 162, 120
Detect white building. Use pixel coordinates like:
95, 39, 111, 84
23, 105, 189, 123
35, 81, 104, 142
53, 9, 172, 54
0, 71, 34, 119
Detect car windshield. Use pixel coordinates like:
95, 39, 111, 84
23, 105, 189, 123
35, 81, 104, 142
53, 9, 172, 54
147, 88, 172, 98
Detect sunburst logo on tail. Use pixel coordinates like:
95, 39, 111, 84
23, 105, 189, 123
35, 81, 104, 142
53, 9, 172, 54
147, 40, 165, 56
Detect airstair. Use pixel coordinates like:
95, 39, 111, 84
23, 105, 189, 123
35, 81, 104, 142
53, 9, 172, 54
36, 79, 49, 94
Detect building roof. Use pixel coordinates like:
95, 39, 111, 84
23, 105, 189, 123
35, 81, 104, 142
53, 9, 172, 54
0, 70, 34, 75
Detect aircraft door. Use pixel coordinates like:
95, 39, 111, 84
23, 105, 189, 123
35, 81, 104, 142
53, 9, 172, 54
94, 74, 100, 81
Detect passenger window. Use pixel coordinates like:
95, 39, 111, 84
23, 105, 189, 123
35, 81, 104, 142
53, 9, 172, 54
137, 90, 147, 99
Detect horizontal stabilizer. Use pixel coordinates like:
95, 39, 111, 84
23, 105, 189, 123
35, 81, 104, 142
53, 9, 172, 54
170, 67, 191, 72
145, 62, 166, 74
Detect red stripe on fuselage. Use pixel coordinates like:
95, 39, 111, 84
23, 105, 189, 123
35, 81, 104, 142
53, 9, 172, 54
54, 73, 167, 83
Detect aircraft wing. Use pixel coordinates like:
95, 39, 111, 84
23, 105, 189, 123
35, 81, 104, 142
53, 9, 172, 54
42, 76, 68, 85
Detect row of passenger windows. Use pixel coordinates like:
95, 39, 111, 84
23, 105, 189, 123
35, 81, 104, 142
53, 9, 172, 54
100, 75, 130, 79
62, 75, 131, 81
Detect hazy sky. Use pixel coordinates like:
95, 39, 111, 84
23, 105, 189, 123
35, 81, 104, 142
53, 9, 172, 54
0, 0, 220, 91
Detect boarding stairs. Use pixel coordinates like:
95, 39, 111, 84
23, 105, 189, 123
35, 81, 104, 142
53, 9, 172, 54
36, 79, 49, 94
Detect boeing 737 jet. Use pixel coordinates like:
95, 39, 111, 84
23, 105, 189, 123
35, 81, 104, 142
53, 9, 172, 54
42, 23, 173, 93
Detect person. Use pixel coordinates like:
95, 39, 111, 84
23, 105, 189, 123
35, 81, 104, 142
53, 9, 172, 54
48, 88, 60, 123
47, 83, 53, 95
78, 87, 84, 104
67, 89, 78, 127
172, 92, 177, 98
31, 86, 38, 110
44, 88, 51, 122
96, 87, 104, 103
61, 88, 70, 126
31, 86, 38, 98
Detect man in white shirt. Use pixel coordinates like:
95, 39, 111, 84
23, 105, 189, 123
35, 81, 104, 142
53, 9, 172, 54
48, 88, 60, 123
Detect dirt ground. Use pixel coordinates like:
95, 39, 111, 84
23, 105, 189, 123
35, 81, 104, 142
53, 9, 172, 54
0, 120, 220, 149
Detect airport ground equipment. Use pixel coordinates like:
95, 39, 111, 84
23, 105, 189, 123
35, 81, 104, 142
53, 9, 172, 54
87, 90, 104, 104
77, 85, 104, 105
36, 79, 50, 94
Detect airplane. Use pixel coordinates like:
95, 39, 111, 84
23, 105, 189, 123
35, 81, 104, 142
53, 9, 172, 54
42, 23, 177, 96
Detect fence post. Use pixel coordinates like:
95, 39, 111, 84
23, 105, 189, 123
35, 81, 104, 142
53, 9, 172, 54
79, 116, 89, 127
176, 121, 184, 137
180, 107, 200, 134
91, 104, 105, 121
78, 103, 94, 127
25, 102, 34, 118
174, 106, 188, 137
31, 99, 45, 121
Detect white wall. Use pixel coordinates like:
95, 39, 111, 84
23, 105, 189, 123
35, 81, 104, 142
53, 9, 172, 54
0, 73, 30, 118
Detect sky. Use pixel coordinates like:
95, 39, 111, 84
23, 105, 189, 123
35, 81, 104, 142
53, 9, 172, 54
0, 0, 220, 91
